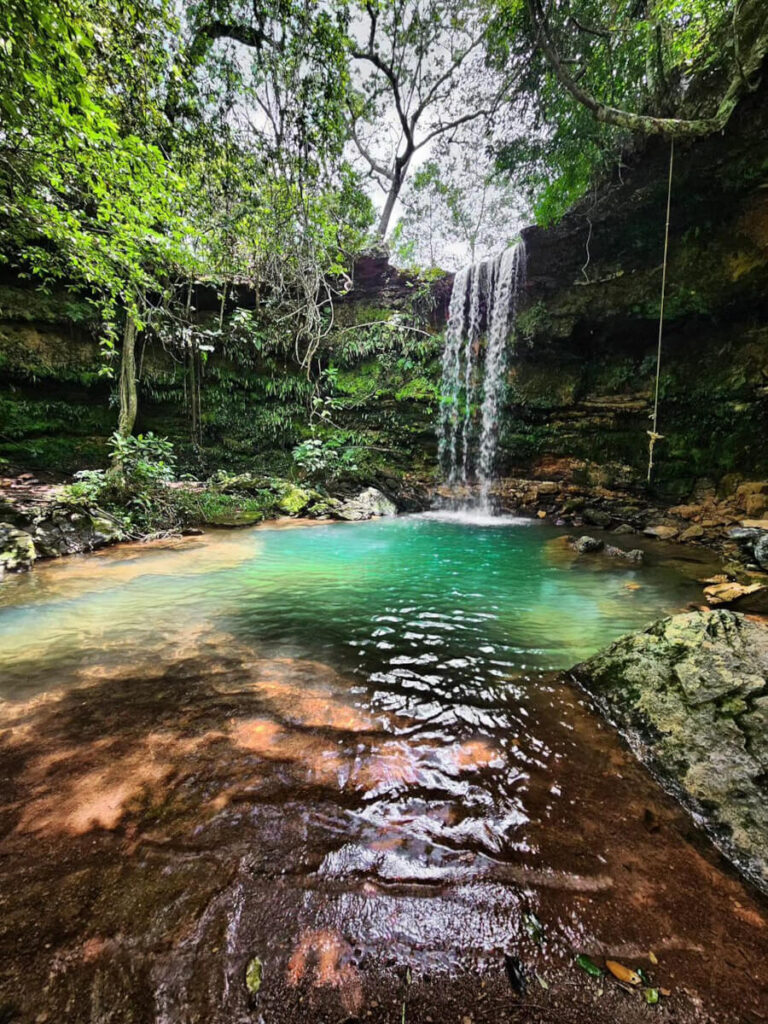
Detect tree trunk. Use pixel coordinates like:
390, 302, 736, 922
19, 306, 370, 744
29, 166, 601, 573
117, 314, 139, 438
377, 176, 402, 239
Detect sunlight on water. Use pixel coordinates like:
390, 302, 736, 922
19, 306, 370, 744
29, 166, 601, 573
2, 516, 766, 1024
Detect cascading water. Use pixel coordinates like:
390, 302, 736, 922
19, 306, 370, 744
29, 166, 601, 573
437, 243, 527, 510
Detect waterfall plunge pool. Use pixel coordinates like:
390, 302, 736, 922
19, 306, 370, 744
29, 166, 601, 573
0, 516, 766, 1023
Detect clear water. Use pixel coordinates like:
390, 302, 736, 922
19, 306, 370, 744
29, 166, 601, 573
0, 515, 704, 702
2, 518, 767, 1024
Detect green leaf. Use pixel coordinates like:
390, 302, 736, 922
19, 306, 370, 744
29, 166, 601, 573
575, 954, 604, 978
245, 956, 263, 995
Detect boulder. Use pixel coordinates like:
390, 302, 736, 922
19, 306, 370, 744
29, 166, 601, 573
704, 580, 768, 613
756, 534, 768, 571
572, 611, 768, 891
276, 484, 312, 517
668, 504, 701, 520
569, 535, 604, 554
582, 507, 612, 528
32, 512, 121, 557
335, 487, 397, 521
0, 523, 36, 571
728, 525, 768, 570
611, 523, 635, 535
603, 544, 644, 563
644, 524, 679, 540
680, 523, 705, 541
744, 493, 768, 517
535, 481, 559, 496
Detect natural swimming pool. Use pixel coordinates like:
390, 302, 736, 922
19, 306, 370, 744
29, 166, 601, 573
0, 516, 765, 1023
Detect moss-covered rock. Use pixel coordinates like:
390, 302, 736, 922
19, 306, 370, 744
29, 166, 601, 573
0, 523, 36, 571
32, 511, 122, 557
276, 483, 312, 516
572, 610, 768, 891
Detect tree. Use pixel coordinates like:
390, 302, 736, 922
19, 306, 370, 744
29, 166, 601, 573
392, 134, 524, 270
186, 1, 374, 370
0, 0, 201, 440
487, 0, 768, 224
348, 0, 510, 239
522, 0, 768, 139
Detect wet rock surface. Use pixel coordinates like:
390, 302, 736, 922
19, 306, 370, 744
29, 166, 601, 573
0, 522, 37, 571
567, 535, 643, 562
573, 610, 768, 891
1, 632, 767, 1024
0, 529, 766, 1023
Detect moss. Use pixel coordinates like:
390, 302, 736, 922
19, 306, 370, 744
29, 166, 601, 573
276, 483, 312, 516
0, 285, 96, 326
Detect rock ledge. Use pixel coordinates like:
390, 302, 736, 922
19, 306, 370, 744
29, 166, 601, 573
571, 610, 768, 891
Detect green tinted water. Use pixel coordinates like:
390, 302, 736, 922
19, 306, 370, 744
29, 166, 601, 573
0, 513, 707, 703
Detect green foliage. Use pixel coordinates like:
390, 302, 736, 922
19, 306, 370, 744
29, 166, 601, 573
393, 146, 522, 270
0, 0, 200, 347
107, 432, 176, 486
488, 0, 742, 222
516, 301, 553, 343
64, 431, 179, 534
292, 436, 360, 482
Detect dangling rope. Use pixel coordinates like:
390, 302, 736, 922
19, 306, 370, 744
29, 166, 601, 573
647, 138, 675, 484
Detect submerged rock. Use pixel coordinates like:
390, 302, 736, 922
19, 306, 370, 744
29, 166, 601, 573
572, 610, 768, 890
644, 524, 679, 540
335, 487, 397, 521
612, 523, 635, 535
568, 536, 643, 562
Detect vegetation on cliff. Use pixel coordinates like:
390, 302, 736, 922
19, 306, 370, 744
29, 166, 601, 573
1, 0, 767, 533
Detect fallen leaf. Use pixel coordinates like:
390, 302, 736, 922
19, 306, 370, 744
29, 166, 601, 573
605, 960, 642, 986
575, 954, 603, 978
535, 973, 549, 991
644, 988, 660, 1005
523, 912, 545, 944
660, 987, 672, 997
648, 951, 658, 965
245, 956, 263, 995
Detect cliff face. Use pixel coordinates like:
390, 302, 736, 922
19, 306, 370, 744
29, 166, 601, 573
1, 82, 768, 498
0, 257, 446, 480
507, 81, 768, 498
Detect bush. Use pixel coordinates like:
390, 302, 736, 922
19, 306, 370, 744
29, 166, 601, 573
64, 431, 183, 536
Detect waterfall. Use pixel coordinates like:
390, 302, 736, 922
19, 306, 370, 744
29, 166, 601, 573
437, 243, 526, 509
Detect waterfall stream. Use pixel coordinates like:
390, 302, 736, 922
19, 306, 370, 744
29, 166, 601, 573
437, 243, 527, 508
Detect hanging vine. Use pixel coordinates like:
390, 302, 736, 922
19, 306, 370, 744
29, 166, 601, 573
647, 139, 675, 485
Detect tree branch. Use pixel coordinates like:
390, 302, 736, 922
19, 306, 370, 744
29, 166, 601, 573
527, 0, 768, 138
189, 20, 273, 63
351, 48, 414, 148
